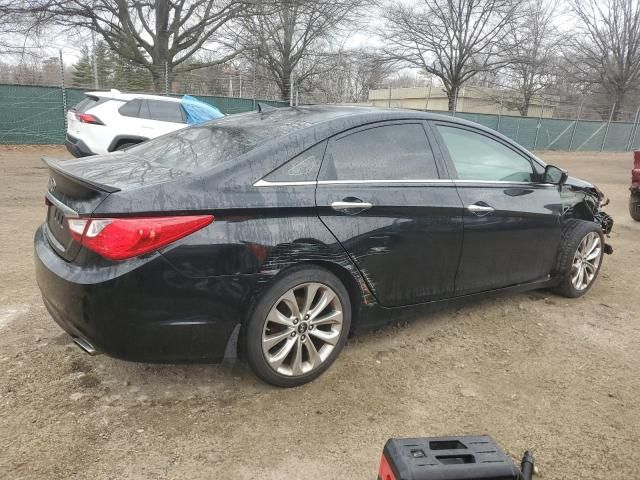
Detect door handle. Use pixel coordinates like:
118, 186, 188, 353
331, 200, 373, 212
467, 203, 495, 215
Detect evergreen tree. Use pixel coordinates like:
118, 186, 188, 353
71, 47, 93, 87
94, 41, 111, 89
109, 49, 152, 92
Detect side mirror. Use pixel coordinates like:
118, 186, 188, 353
543, 165, 568, 186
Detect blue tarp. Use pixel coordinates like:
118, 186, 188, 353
181, 95, 224, 124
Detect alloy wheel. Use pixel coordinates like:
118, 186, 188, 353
571, 232, 602, 291
261, 282, 344, 377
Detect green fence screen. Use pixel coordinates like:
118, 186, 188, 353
433, 110, 640, 152
0, 84, 288, 145
2, 83, 640, 151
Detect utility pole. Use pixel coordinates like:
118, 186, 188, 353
496, 92, 505, 132
627, 106, 640, 151
252, 60, 257, 110
165, 62, 169, 96
533, 97, 546, 150
569, 100, 584, 151
91, 32, 99, 89
289, 74, 294, 107
601, 102, 616, 152
58, 50, 67, 129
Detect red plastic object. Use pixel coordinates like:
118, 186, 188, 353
379, 453, 397, 480
632, 151, 640, 188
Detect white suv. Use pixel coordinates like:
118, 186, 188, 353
65, 90, 220, 157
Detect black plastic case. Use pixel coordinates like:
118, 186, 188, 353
380, 435, 521, 480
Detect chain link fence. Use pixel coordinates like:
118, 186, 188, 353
2, 65, 640, 151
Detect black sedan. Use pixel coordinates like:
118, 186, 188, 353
35, 106, 613, 387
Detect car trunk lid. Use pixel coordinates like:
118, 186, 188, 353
43, 156, 119, 261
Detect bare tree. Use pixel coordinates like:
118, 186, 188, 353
246, 0, 365, 102
23, 0, 252, 91
302, 49, 393, 103
0, 1, 49, 57
350, 52, 394, 102
504, 0, 562, 116
382, 0, 521, 111
567, 0, 640, 120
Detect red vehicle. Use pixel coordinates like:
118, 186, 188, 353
632, 151, 640, 221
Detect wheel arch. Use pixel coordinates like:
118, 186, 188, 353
107, 135, 148, 152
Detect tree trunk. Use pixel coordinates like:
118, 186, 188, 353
447, 84, 460, 112
279, 69, 292, 103
612, 91, 625, 121
519, 91, 532, 117
151, 66, 164, 93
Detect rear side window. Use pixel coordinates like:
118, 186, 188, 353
436, 125, 534, 182
144, 100, 185, 123
72, 96, 106, 112
319, 123, 438, 181
265, 142, 326, 182
118, 99, 142, 117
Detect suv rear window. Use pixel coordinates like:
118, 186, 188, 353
72, 96, 106, 113
118, 99, 142, 117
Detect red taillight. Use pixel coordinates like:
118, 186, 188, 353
68, 215, 214, 261
75, 112, 104, 125
633, 151, 640, 184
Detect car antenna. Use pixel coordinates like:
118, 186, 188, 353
256, 102, 277, 113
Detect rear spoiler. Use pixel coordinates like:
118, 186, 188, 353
42, 156, 121, 194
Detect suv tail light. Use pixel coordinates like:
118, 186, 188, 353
75, 112, 105, 125
68, 215, 214, 260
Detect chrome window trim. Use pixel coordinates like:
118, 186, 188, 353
253, 178, 554, 187
253, 179, 318, 187
254, 179, 453, 187
454, 180, 555, 187
46, 191, 79, 217
318, 179, 453, 185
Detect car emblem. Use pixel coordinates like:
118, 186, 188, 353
48, 177, 56, 193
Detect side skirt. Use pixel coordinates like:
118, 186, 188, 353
354, 276, 559, 334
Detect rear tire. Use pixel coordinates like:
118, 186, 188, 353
630, 192, 640, 221
552, 219, 604, 298
245, 266, 351, 387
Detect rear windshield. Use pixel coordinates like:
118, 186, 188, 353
71, 96, 106, 112
57, 108, 313, 190
123, 109, 311, 173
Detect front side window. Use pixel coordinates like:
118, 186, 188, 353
319, 123, 438, 181
436, 125, 535, 182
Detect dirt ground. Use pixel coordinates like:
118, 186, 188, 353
1, 145, 638, 480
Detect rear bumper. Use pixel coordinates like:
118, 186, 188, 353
65, 133, 95, 158
34, 225, 258, 363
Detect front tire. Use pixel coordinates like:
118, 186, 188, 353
552, 220, 604, 298
245, 266, 351, 387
